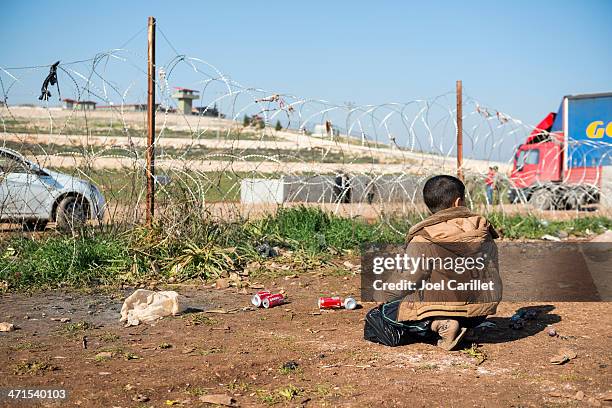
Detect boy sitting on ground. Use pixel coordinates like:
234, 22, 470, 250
364, 175, 502, 350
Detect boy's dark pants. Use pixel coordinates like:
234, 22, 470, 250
364, 301, 486, 347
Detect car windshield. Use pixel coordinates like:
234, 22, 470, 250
0, 155, 29, 174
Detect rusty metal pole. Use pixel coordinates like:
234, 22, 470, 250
146, 16, 156, 225
456, 80, 463, 181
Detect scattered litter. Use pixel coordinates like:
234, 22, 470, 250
542, 234, 561, 242
0, 322, 15, 332
82, 336, 88, 349
251, 290, 272, 307
550, 348, 578, 365
120, 289, 185, 327
198, 394, 236, 406
98, 371, 112, 376
548, 328, 558, 337
318, 296, 357, 310
263, 293, 285, 309
50, 317, 71, 323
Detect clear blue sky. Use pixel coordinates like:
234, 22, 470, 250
1, 0, 611, 127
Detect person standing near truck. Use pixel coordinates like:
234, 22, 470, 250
485, 166, 498, 205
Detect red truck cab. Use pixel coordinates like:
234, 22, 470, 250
508, 93, 611, 209
510, 112, 563, 190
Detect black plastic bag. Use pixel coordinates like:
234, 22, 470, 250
364, 302, 410, 347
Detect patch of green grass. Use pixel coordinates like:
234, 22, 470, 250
256, 384, 304, 404
227, 380, 250, 393
416, 363, 439, 370
277, 384, 303, 401
256, 389, 277, 405
12, 341, 45, 351
0, 234, 132, 289
186, 386, 209, 397
61, 321, 92, 335
13, 360, 57, 375
487, 212, 611, 239
461, 343, 487, 365
123, 351, 140, 360
251, 206, 412, 255
0, 205, 609, 291
184, 314, 218, 326
197, 346, 223, 356
313, 384, 332, 398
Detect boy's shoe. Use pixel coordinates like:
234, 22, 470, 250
431, 319, 467, 351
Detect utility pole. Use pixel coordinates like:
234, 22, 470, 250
146, 16, 156, 225
456, 80, 463, 181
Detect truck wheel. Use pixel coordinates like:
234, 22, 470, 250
22, 220, 48, 232
56, 195, 88, 232
529, 189, 554, 210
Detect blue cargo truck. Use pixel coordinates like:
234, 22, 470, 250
508, 92, 612, 209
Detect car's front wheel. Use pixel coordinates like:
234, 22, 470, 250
56, 195, 89, 232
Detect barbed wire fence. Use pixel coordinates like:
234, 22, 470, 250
0, 18, 609, 240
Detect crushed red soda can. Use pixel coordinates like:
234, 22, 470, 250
262, 293, 285, 309
251, 290, 272, 307
318, 296, 357, 310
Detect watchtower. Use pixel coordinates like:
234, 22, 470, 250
172, 87, 199, 115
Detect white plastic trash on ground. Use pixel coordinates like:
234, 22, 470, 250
120, 289, 185, 326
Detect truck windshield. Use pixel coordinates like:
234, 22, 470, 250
516, 149, 540, 169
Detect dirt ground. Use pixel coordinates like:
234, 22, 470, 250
0, 269, 611, 408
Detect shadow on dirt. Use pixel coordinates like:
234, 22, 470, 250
470, 305, 561, 344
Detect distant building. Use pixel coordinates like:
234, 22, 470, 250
62, 98, 96, 110
193, 104, 225, 118
172, 87, 200, 115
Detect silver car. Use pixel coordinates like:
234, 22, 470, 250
0, 148, 105, 231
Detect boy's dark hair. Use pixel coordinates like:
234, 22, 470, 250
422, 175, 465, 213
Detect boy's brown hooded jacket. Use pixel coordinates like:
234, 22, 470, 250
396, 206, 502, 321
